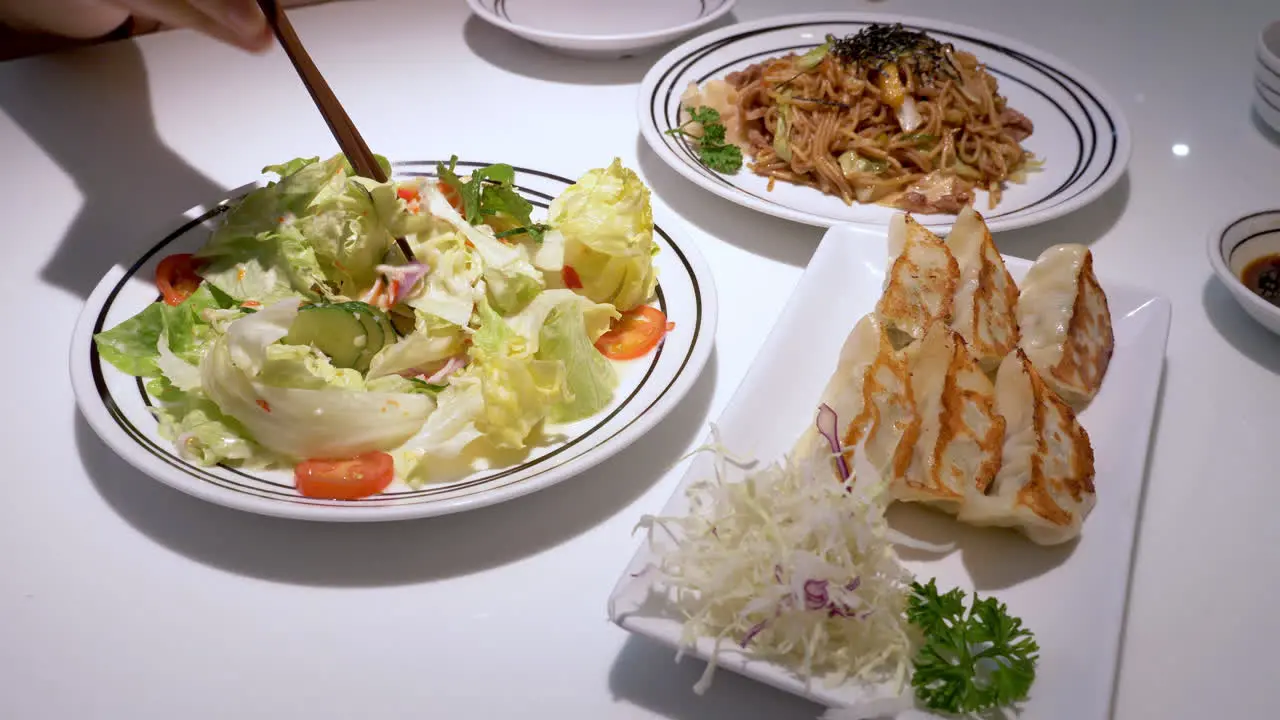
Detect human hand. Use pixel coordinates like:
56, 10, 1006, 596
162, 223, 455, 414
0, 0, 272, 52
110, 0, 273, 51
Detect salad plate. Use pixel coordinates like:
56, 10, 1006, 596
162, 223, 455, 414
638, 13, 1131, 234
71, 159, 717, 522
607, 223, 1169, 717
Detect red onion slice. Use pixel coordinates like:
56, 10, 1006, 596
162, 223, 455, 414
815, 403, 852, 481
375, 262, 429, 306
423, 355, 468, 385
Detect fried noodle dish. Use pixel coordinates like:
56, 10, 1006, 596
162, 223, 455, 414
679, 24, 1041, 213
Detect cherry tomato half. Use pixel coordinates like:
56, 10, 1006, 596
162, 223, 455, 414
562, 265, 583, 290
294, 452, 395, 500
438, 181, 464, 214
155, 253, 205, 306
594, 306, 669, 361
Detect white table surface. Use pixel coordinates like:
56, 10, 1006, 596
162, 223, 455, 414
1, 1, 1277, 718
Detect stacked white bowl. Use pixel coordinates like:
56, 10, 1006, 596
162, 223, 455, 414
1257, 20, 1280, 132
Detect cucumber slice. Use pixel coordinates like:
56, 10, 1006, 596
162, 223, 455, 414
347, 305, 387, 372
285, 304, 368, 371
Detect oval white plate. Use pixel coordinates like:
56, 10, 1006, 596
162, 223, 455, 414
70, 160, 718, 522
638, 12, 1132, 234
467, 0, 736, 59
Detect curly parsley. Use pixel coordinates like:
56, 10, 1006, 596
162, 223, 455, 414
665, 106, 743, 174
907, 579, 1039, 714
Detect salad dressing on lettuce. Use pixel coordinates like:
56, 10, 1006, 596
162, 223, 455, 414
95, 155, 669, 499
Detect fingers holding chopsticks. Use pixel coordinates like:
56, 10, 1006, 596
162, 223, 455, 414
106, 0, 272, 52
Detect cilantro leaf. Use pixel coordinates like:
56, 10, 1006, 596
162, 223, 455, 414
907, 579, 1039, 714
434, 156, 534, 226
664, 105, 743, 174
700, 143, 743, 174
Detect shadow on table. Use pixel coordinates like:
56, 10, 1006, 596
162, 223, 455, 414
462, 12, 739, 86
636, 137, 824, 268
993, 172, 1131, 261
609, 636, 822, 720
76, 351, 718, 587
1107, 360, 1167, 720
888, 504, 1079, 591
0, 41, 226, 299
1203, 276, 1280, 375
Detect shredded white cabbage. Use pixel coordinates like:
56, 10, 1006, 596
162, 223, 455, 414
638, 429, 916, 697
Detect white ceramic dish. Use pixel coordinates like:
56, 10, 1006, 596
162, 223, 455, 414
1258, 19, 1280, 77
638, 12, 1132, 234
466, 0, 736, 59
1254, 86, 1280, 134
608, 224, 1170, 717
1208, 209, 1280, 336
70, 160, 718, 522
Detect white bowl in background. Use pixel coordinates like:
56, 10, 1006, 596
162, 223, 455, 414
1258, 19, 1280, 76
1254, 83, 1280, 133
1208, 210, 1280, 337
466, 0, 736, 59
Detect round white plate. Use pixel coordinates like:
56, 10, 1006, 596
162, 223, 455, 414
467, 0, 736, 59
638, 12, 1132, 234
70, 160, 718, 522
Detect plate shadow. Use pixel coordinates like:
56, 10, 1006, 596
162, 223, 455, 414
76, 350, 717, 587
636, 137, 824, 268
888, 504, 1078, 591
608, 635, 823, 720
1202, 275, 1280, 375
992, 172, 1131, 261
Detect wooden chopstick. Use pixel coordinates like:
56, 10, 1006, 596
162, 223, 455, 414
255, 0, 416, 261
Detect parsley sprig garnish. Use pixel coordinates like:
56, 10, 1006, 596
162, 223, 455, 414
665, 106, 743, 174
435, 155, 545, 240
907, 579, 1039, 714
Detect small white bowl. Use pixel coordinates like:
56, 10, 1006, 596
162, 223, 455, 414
1254, 82, 1280, 133
466, 0, 736, 59
1259, 19, 1280, 77
1209, 210, 1280, 336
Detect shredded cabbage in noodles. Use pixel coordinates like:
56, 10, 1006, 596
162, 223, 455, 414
637, 429, 916, 696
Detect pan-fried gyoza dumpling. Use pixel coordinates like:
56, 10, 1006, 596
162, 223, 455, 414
876, 214, 960, 346
959, 349, 1097, 545
1016, 244, 1114, 406
890, 323, 1005, 513
794, 314, 916, 482
944, 207, 1020, 373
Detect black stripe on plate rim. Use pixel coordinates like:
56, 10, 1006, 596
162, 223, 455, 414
649, 19, 1118, 228
1256, 80, 1280, 114
1258, 54, 1280, 82
90, 161, 703, 507
1228, 228, 1280, 262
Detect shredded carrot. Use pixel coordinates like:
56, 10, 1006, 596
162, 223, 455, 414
242, 300, 262, 308
256, 399, 271, 413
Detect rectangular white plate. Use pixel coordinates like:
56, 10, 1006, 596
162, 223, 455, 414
607, 224, 1171, 718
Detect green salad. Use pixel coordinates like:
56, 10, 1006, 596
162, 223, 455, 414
95, 154, 668, 499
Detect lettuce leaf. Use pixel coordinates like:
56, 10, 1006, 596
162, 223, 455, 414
538, 301, 618, 422
94, 284, 237, 377
366, 310, 465, 379
200, 300, 435, 459
468, 301, 566, 449
547, 158, 659, 311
